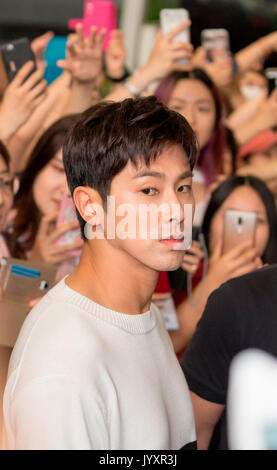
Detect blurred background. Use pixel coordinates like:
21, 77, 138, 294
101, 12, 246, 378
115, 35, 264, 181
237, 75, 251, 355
0, 0, 276, 71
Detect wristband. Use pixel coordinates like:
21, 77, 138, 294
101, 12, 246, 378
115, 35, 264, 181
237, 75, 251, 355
103, 57, 130, 83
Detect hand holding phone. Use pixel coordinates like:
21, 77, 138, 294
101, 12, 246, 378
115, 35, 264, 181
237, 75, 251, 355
222, 210, 257, 255
208, 238, 262, 292
55, 195, 83, 258
201, 28, 230, 63
30, 210, 83, 266
0, 61, 47, 140
160, 8, 191, 65
0, 38, 37, 83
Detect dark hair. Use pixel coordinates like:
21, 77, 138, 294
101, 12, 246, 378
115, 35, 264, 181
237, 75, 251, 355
225, 127, 238, 174
202, 175, 277, 264
63, 96, 198, 236
155, 68, 227, 186
6, 114, 79, 258
0, 140, 10, 169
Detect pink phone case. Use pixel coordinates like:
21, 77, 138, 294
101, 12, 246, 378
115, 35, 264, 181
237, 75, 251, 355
56, 195, 82, 258
68, 0, 117, 50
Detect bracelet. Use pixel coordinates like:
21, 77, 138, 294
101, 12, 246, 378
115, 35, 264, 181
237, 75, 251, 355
123, 78, 139, 98
105, 67, 130, 83
102, 56, 130, 83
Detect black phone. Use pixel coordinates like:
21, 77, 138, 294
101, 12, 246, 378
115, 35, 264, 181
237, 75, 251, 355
265, 68, 277, 95
0, 37, 36, 83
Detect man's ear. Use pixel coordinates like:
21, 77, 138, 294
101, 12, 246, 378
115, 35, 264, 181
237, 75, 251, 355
73, 186, 104, 227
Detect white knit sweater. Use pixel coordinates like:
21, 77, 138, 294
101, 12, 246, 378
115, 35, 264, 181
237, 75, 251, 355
3, 277, 195, 450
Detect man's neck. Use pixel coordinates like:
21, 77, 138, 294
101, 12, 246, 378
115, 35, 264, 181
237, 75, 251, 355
66, 241, 159, 315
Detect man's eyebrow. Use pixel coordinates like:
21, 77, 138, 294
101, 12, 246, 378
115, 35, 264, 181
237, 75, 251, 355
133, 170, 193, 180
133, 170, 164, 179
0, 170, 8, 175
178, 170, 193, 181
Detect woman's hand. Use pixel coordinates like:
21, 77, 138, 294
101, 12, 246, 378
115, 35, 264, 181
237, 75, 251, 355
207, 239, 263, 288
256, 88, 277, 130
104, 29, 127, 79
181, 240, 204, 274
0, 61, 47, 141
31, 31, 54, 68
192, 46, 233, 88
139, 21, 193, 84
57, 23, 106, 84
29, 212, 84, 265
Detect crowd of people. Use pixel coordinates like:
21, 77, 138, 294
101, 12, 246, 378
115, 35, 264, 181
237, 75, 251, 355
0, 11, 277, 451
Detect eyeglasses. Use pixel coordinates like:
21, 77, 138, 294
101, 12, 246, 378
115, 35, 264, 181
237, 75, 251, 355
0, 177, 14, 195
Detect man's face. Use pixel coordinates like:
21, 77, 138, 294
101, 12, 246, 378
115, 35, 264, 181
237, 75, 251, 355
102, 144, 195, 272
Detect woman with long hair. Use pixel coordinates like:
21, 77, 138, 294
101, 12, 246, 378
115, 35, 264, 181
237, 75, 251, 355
5, 115, 83, 270
155, 68, 234, 227
0, 141, 14, 258
170, 174, 277, 355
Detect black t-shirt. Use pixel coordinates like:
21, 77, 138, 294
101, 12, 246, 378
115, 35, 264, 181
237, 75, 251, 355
181, 264, 277, 450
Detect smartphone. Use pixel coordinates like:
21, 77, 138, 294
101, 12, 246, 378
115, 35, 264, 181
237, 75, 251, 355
0, 257, 57, 303
160, 8, 190, 65
0, 38, 36, 83
68, 0, 117, 50
56, 194, 82, 258
0, 301, 30, 347
201, 28, 230, 62
222, 210, 257, 255
265, 68, 277, 95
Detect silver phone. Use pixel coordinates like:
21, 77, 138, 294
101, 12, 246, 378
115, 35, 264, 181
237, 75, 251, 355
160, 8, 190, 64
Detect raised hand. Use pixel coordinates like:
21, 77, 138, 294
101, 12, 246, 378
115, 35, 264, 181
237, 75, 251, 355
29, 212, 84, 265
0, 61, 47, 141
140, 21, 193, 84
31, 31, 54, 68
207, 239, 263, 288
104, 29, 127, 79
57, 23, 106, 83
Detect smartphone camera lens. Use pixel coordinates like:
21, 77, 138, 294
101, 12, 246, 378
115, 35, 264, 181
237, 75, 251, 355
39, 280, 49, 291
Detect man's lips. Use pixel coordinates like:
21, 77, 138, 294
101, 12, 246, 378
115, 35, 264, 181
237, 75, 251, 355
159, 236, 185, 247
160, 235, 184, 241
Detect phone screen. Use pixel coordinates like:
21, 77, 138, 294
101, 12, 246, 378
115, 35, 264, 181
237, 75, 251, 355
201, 28, 230, 62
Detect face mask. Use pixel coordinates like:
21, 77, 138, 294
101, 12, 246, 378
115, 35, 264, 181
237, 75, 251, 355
240, 85, 264, 101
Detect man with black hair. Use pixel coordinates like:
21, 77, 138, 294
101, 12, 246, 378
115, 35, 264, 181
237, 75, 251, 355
3, 97, 197, 450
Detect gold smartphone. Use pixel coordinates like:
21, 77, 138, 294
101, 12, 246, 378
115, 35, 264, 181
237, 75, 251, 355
0, 258, 57, 347
222, 210, 257, 255
0, 257, 57, 303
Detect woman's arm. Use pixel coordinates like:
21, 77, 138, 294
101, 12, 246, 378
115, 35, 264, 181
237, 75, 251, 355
232, 88, 277, 146
104, 21, 193, 102
235, 31, 277, 74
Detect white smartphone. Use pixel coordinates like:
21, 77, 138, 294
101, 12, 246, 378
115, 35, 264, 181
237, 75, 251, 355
160, 8, 190, 64
201, 28, 230, 62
